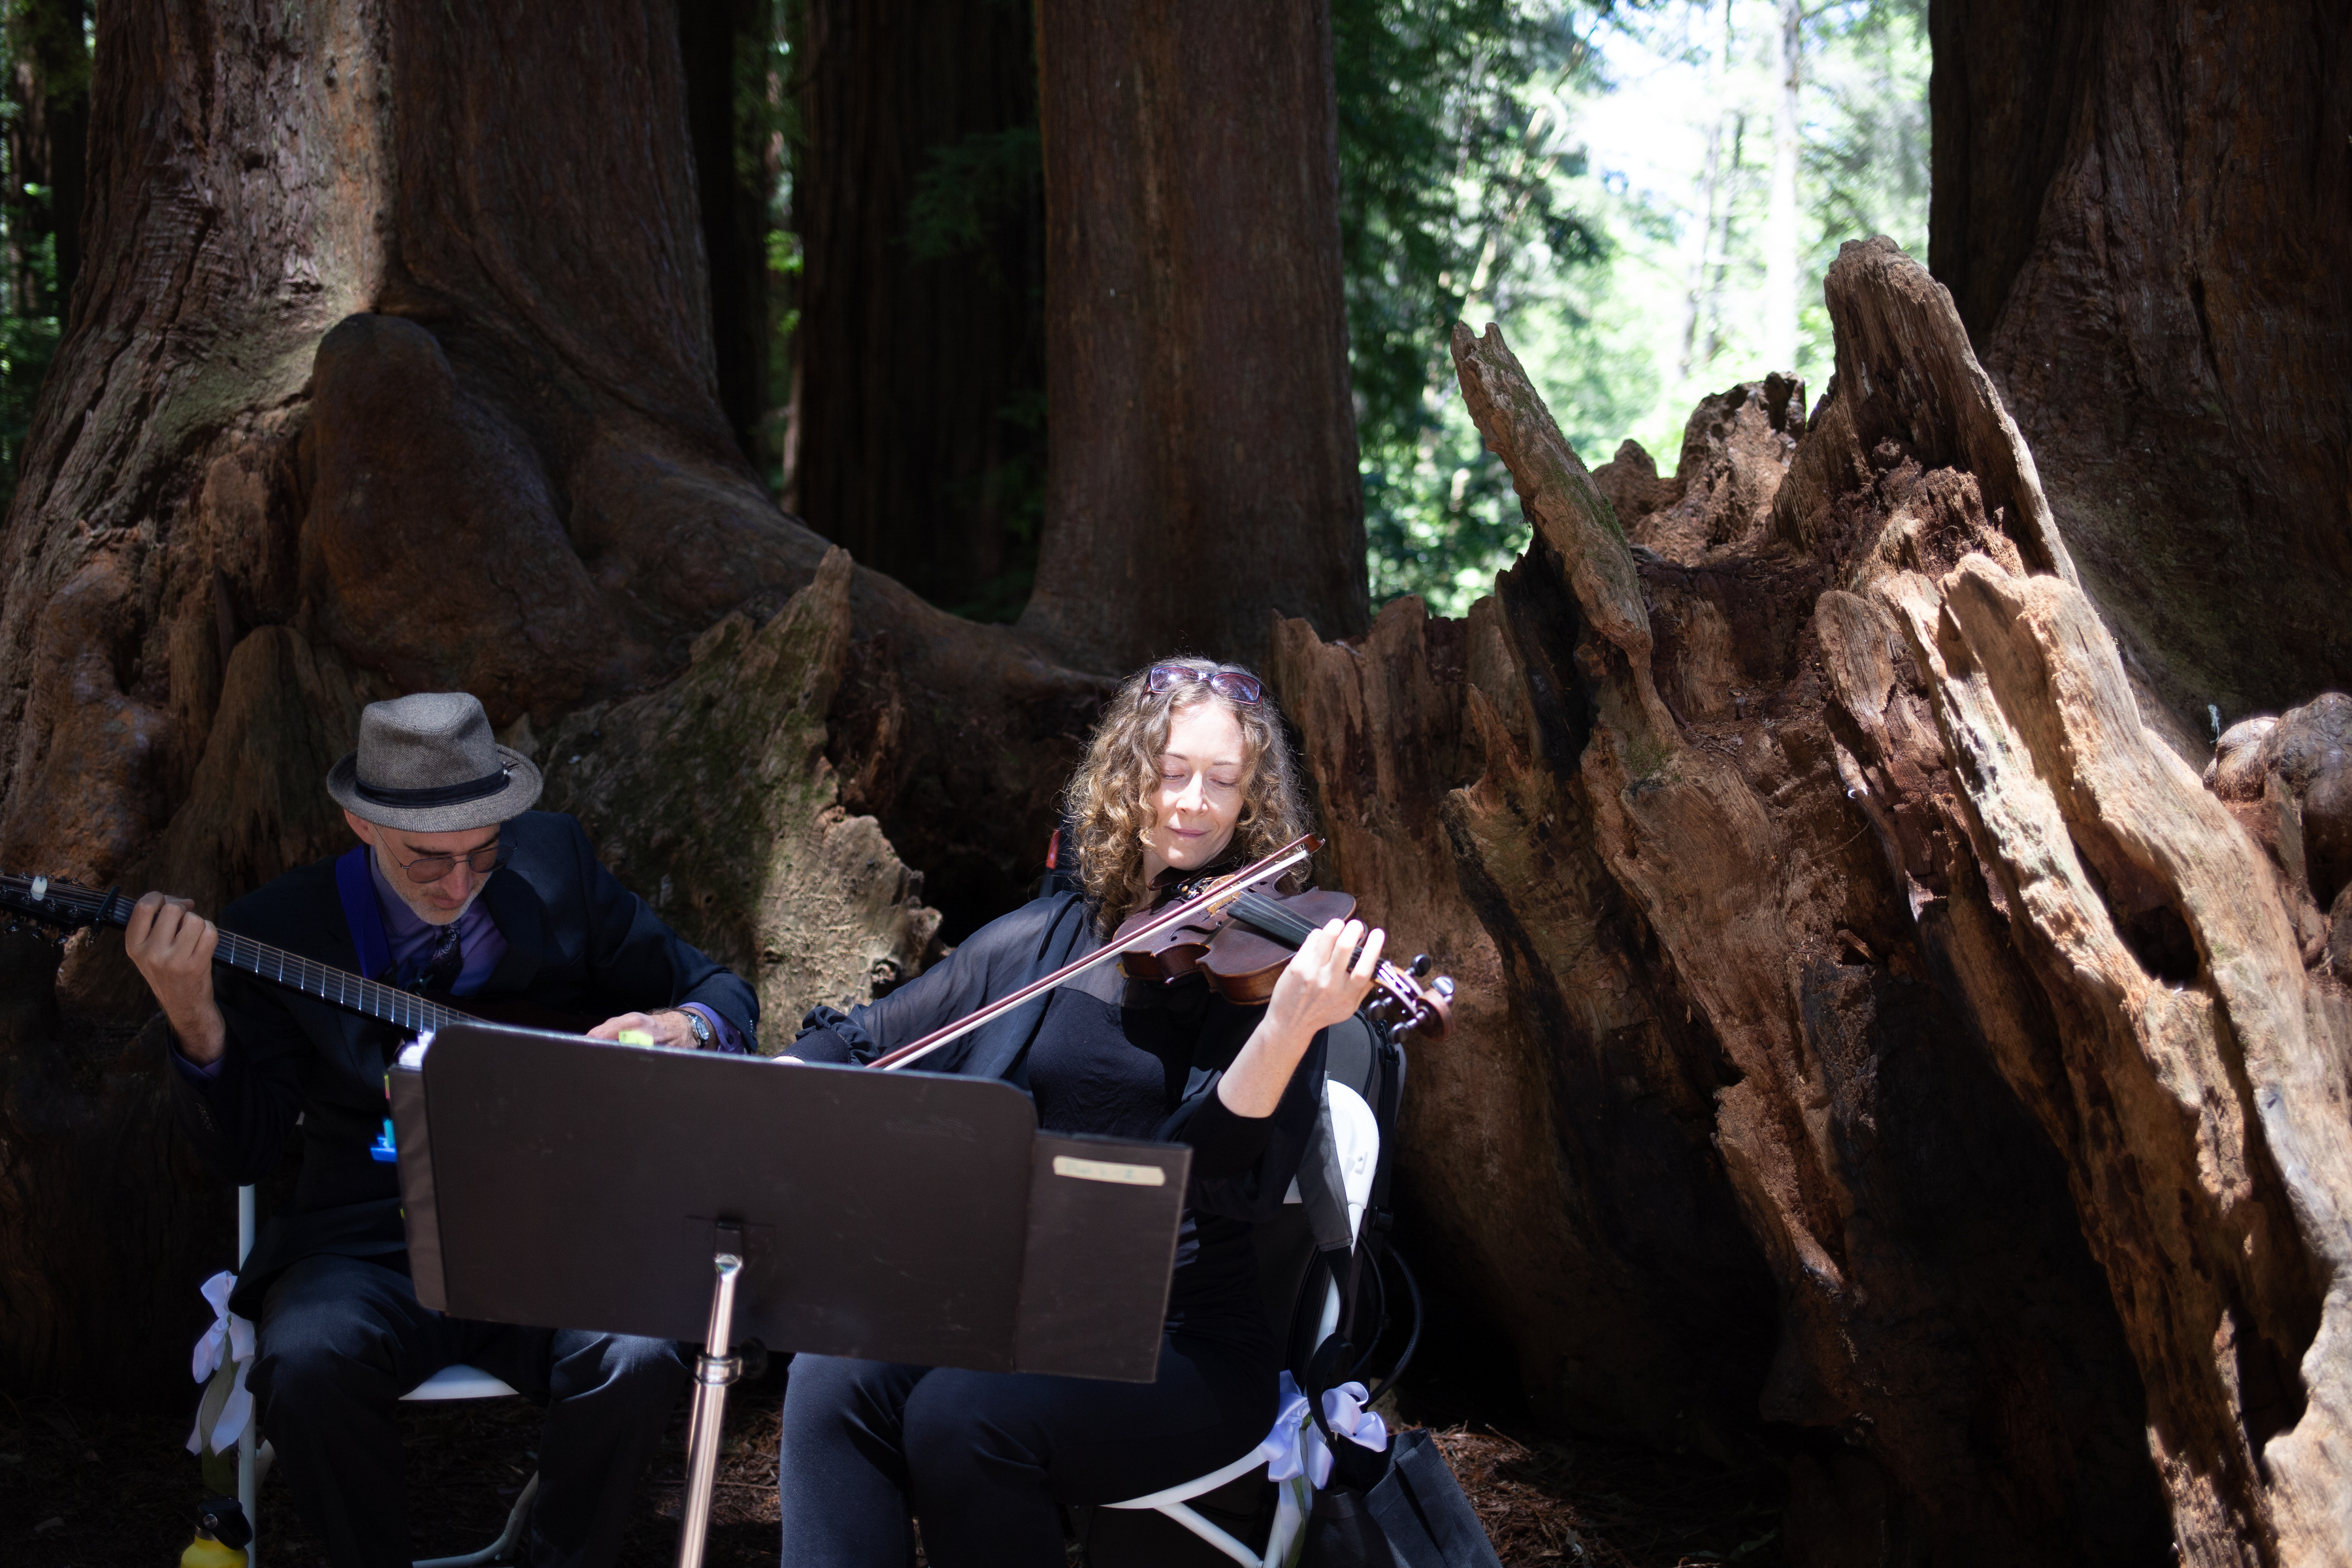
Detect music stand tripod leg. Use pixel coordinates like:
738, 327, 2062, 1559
675, 1226, 745, 1568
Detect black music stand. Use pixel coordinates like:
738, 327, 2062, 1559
387, 1021, 1191, 1568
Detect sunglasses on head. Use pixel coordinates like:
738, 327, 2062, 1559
1147, 663, 1264, 706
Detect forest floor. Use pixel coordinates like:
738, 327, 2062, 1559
0, 1363, 1786, 1567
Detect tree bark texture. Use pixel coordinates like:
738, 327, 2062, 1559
1275, 238, 2352, 1565
1930, 0, 2352, 751
0, 0, 1102, 1400
1021, 0, 1369, 672
538, 547, 945, 1036
789, 0, 1045, 613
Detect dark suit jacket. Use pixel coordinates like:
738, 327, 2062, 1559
169, 810, 758, 1316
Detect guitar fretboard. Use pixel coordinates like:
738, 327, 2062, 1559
211, 926, 461, 1034
76, 887, 463, 1036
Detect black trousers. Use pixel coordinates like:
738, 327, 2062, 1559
777, 1332, 1277, 1568
248, 1254, 688, 1568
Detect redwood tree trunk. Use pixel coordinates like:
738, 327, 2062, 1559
1930, 0, 2352, 745
789, 0, 1046, 617
0, 0, 1098, 1399
1278, 275, 2178, 1564
1021, 0, 1369, 672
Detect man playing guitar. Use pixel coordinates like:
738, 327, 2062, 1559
124, 690, 757, 1568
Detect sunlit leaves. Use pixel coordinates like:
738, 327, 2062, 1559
1345, 0, 1927, 617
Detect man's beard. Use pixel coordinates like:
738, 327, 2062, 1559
380, 847, 490, 927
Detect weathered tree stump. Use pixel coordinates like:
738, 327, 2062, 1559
1275, 238, 2352, 1564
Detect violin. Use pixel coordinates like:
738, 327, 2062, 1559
868, 834, 1453, 1071
1114, 875, 1454, 1036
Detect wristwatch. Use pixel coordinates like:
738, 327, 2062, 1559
681, 1008, 715, 1050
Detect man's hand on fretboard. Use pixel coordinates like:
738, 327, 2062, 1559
125, 890, 227, 1065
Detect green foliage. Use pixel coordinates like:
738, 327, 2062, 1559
0, 229, 59, 504
1795, 0, 1930, 371
935, 383, 1046, 627
4, 0, 90, 104
1362, 423, 1529, 613
1333, 0, 1647, 615
1340, 0, 1930, 617
1603, 0, 1930, 449
0, 0, 84, 519
907, 126, 1042, 275
1334, 0, 1589, 455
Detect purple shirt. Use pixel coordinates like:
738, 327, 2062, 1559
368, 850, 744, 1047
370, 848, 507, 995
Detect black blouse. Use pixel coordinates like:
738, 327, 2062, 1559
1023, 979, 1273, 1337
792, 890, 1330, 1353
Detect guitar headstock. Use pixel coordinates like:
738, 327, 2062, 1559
0, 872, 117, 939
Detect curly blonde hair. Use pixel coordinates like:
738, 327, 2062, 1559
1064, 658, 1311, 928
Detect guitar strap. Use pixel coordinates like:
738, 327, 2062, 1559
335, 845, 395, 985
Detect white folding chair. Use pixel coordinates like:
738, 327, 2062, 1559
233, 1186, 541, 1568
398, 1366, 541, 1568
1098, 1077, 1384, 1568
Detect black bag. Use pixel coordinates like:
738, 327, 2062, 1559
1306, 1428, 1503, 1568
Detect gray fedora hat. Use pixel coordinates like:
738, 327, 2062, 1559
325, 692, 542, 832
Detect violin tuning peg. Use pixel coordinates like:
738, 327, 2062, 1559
1409, 953, 1432, 978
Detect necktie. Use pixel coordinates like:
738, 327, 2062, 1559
415, 919, 464, 996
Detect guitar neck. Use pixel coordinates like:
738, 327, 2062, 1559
85, 889, 461, 1037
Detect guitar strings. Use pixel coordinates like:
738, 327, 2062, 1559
50, 883, 461, 1036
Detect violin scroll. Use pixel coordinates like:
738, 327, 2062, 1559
1365, 958, 1454, 1041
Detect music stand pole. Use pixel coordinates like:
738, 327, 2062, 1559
675, 1226, 745, 1568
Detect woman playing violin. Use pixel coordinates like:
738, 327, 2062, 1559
777, 657, 1385, 1566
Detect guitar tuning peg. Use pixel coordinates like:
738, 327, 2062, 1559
1409, 953, 1431, 978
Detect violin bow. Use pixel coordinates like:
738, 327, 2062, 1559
868, 832, 1324, 1072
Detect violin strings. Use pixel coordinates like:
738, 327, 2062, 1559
1228, 890, 1418, 997
1227, 890, 1322, 947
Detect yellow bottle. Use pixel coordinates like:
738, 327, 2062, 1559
183, 1494, 252, 1568
180, 1531, 246, 1568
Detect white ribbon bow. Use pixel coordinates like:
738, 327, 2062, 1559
1258, 1372, 1315, 1482
1315, 1379, 1390, 1478
186, 1270, 257, 1456
1253, 1371, 1391, 1566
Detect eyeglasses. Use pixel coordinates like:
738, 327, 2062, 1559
388, 840, 512, 884
1147, 663, 1263, 706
